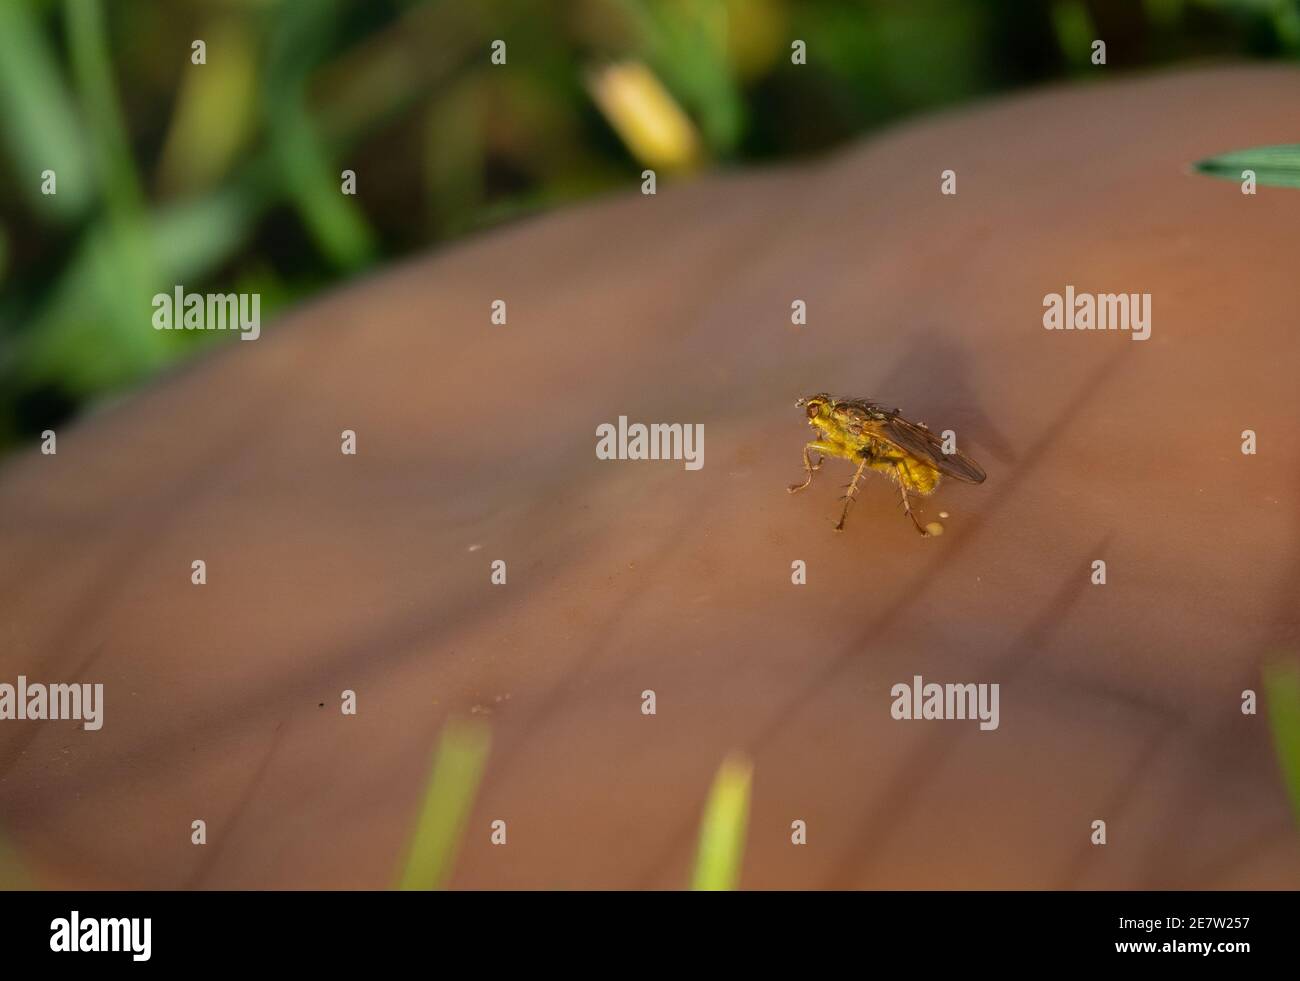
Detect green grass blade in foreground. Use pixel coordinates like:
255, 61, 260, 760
398, 719, 491, 890
691, 753, 753, 891
1263, 661, 1300, 828
0, 825, 32, 890
1195, 145, 1300, 188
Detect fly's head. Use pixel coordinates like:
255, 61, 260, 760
795, 393, 834, 433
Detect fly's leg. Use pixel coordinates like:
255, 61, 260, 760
834, 457, 870, 531
788, 441, 834, 494
895, 462, 929, 536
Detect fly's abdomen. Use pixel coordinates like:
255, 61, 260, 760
867, 453, 942, 495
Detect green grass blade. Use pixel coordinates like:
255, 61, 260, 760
691, 753, 753, 891
62, 0, 160, 381
1195, 145, 1300, 188
0, 824, 32, 890
262, 0, 377, 271
156, 20, 259, 195
64, 0, 144, 214
619, 0, 744, 156
397, 719, 491, 891
1263, 661, 1300, 828
1050, 0, 1098, 71
268, 106, 378, 271
0, 1, 91, 220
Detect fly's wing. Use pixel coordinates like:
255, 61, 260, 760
878, 410, 987, 484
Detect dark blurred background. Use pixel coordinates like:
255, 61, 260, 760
0, 0, 1295, 455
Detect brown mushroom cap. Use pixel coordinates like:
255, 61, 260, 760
1, 65, 1297, 888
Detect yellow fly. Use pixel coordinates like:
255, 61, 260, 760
789, 393, 986, 535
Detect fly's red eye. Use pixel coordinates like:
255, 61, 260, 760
806, 403, 820, 419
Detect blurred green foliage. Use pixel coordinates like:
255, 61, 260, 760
0, 0, 1296, 451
